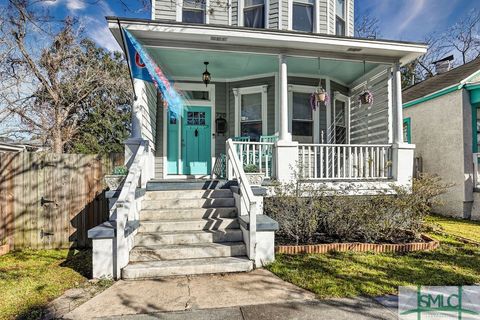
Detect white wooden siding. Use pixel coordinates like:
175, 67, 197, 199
350, 68, 391, 144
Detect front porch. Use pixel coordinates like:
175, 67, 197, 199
118, 25, 418, 190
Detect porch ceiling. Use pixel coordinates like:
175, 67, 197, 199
147, 47, 380, 84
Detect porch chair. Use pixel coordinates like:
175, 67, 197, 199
259, 135, 278, 177
232, 136, 251, 142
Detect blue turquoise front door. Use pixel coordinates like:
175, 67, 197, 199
182, 107, 211, 175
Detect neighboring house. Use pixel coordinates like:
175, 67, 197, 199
0, 140, 43, 153
88, 0, 428, 279
403, 57, 480, 220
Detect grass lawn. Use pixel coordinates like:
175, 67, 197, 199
0, 249, 98, 320
267, 216, 480, 299
425, 214, 480, 242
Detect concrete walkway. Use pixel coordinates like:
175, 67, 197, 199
65, 269, 396, 320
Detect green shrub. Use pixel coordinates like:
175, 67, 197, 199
264, 173, 449, 244
244, 164, 259, 173
112, 165, 128, 175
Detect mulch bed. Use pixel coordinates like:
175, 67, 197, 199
275, 234, 439, 254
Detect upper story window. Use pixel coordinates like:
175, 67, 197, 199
292, 0, 314, 32
244, 0, 265, 28
335, 0, 346, 36
182, 0, 206, 24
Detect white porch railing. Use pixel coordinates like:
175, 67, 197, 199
226, 139, 257, 263
111, 140, 148, 278
298, 144, 393, 180
231, 141, 275, 178
474, 153, 480, 188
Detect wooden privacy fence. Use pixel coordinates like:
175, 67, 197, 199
0, 152, 123, 252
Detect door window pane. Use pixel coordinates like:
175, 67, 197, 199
293, 2, 314, 32
240, 92, 263, 141
183, 0, 205, 23
244, 0, 265, 28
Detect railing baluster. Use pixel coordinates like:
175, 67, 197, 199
325, 145, 329, 179
320, 146, 324, 179
314, 146, 318, 179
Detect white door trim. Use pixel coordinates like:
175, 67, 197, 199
162, 82, 216, 177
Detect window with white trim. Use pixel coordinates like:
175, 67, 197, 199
182, 0, 206, 23
244, 0, 265, 28
292, 92, 313, 138
240, 93, 263, 141
292, 0, 314, 32
233, 86, 267, 142
335, 0, 346, 36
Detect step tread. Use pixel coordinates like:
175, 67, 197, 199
140, 207, 237, 213
124, 256, 252, 270
136, 229, 242, 236
132, 241, 245, 251
140, 218, 238, 223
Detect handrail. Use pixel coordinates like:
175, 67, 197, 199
115, 141, 147, 207
110, 140, 147, 278
226, 138, 257, 263
232, 141, 275, 146
298, 143, 392, 148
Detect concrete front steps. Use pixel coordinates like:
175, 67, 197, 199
122, 181, 252, 279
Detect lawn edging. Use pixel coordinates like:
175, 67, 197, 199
275, 234, 439, 254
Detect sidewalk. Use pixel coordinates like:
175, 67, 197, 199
98, 298, 397, 320
64, 269, 397, 320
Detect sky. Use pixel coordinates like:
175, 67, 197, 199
7, 0, 480, 50
355, 0, 479, 41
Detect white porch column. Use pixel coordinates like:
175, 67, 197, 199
392, 63, 404, 144
391, 63, 414, 190
125, 79, 146, 168
279, 54, 290, 142
275, 54, 298, 182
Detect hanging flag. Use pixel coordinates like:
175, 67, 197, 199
122, 28, 183, 115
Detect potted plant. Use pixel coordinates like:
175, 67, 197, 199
309, 87, 328, 111
359, 90, 374, 105
104, 165, 128, 191
243, 164, 264, 186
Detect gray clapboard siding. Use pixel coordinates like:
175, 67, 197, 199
155, 0, 177, 21
349, 69, 390, 144
318, 0, 328, 33
281, 0, 288, 29
140, 82, 158, 150
209, 0, 230, 24
269, 0, 280, 29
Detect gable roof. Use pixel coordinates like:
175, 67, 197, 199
403, 57, 480, 104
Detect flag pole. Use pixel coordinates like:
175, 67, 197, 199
117, 18, 137, 101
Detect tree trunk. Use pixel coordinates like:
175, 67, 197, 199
52, 130, 64, 153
